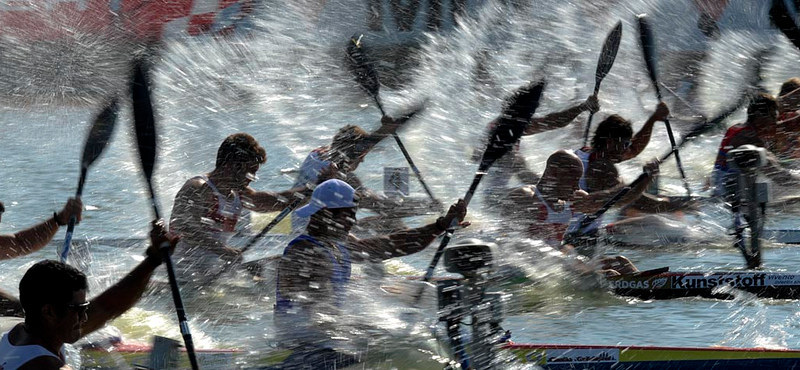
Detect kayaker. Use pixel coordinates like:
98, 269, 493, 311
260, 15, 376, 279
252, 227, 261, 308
289, 106, 436, 234
169, 133, 321, 289
711, 92, 800, 199
570, 102, 692, 248
0, 221, 179, 370
274, 179, 467, 369
500, 150, 659, 276
0, 198, 82, 317
475, 95, 600, 205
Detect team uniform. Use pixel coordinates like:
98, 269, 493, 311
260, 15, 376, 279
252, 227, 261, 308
711, 124, 756, 198
0, 330, 65, 370
173, 175, 243, 286
522, 186, 590, 272
569, 147, 604, 245
273, 234, 357, 370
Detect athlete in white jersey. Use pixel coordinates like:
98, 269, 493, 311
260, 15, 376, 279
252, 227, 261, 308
0, 329, 65, 370
0, 222, 178, 370
500, 150, 657, 276
170, 133, 316, 288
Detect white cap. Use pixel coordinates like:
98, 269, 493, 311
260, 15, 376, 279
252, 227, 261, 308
294, 179, 357, 218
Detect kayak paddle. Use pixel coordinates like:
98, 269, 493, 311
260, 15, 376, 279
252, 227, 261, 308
346, 34, 439, 204
637, 14, 691, 197
61, 99, 119, 263
583, 21, 622, 147
411, 80, 546, 305
131, 60, 200, 370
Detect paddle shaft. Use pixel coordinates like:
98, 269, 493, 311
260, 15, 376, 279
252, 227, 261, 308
161, 240, 201, 370
239, 196, 304, 255
133, 61, 200, 370
61, 168, 88, 263
654, 86, 692, 197
372, 96, 439, 203
638, 14, 691, 196
412, 169, 485, 306
582, 83, 601, 147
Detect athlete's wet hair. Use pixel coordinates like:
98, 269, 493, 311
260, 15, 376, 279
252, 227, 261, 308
747, 92, 778, 122
216, 133, 267, 168
331, 125, 368, 160
591, 114, 633, 151
779, 78, 800, 98
19, 260, 87, 323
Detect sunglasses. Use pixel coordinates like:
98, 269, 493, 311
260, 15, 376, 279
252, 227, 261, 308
66, 301, 90, 316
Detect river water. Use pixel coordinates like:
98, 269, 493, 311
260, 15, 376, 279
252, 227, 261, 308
2, 0, 800, 369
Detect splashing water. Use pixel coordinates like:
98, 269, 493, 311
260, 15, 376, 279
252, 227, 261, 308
3, 0, 800, 369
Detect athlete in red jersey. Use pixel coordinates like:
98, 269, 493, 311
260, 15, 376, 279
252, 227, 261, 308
711, 93, 800, 198
500, 150, 659, 276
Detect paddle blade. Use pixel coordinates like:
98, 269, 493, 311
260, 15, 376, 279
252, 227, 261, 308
484, 81, 545, 169
132, 62, 158, 189
81, 99, 119, 171
636, 14, 660, 97
771, 0, 800, 51
595, 21, 623, 89
346, 34, 381, 99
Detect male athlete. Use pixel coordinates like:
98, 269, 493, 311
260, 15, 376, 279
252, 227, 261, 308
0, 198, 82, 317
0, 221, 179, 370
711, 93, 800, 199
500, 150, 658, 277
170, 133, 320, 288
290, 108, 436, 234
274, 179, 466, 369
570, 103, 692, 247
476, 95, 600, 203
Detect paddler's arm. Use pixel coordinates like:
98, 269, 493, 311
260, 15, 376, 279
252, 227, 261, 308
762, 151, 800, 186
509, 151, 541, 184
0, 198, 82, 260
523, 95, 599, 135
242, 185, 312, 213
572, 161, 659, 214
81, 221, 179, 337
356, 105, 425, 156
779, 86, 800, 112
622, 102, 669, 161
345, 199, 467, 262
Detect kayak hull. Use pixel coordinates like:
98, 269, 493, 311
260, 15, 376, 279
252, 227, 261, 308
608, 271, 800, 300
505, 343, 800, 370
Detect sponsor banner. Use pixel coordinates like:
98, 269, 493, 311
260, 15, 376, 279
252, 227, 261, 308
546, 348, 620, 364
765, 274, 800, 286
672, 273, 767, 289
608, 276, 670, 290
0, 0, 254, 41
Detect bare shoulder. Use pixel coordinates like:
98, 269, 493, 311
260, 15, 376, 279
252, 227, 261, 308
17, 355, 63, 370
500, 186, 535, 217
